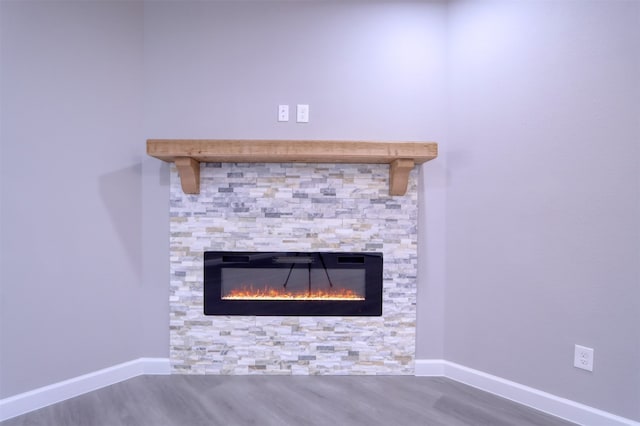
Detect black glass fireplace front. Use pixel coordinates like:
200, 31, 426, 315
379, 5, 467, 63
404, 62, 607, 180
204, 251, 383, 316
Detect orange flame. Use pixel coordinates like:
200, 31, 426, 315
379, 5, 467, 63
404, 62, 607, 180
223, 285, 364, 301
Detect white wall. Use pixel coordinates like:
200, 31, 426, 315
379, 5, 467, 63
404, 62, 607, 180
0, 1, 145, 397
445, 0, 640, 420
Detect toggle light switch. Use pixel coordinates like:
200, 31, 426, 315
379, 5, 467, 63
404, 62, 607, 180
296, 104, 309, 123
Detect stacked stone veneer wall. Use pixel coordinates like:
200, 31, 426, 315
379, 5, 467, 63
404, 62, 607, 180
170, 162, 418, 375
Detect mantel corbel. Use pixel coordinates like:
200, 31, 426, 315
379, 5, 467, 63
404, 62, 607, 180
147, 139, 438, 196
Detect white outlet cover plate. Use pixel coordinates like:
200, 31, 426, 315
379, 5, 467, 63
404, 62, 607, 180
278, 105, 289, 122
574, 344, 594, 372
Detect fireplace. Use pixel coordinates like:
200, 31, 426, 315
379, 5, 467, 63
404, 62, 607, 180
204, 251, 383, 316
169, 162, 417, 374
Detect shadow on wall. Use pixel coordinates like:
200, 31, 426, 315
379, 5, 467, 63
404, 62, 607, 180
98, 163, 143, 281
157, 160, 170, 187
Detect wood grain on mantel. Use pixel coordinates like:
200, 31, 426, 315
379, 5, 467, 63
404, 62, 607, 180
146, 139, 438, 196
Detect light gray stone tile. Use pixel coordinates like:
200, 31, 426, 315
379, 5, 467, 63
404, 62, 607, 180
169, 163, 417, 375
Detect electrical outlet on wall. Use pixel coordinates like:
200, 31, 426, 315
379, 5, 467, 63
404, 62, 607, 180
278, 105, 289, 122
574, 344, 594, 372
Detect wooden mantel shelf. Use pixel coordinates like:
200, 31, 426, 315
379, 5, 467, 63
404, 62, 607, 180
146, 139, 438, 196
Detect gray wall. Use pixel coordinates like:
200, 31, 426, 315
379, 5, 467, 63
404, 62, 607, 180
0, 1, 145, 397
143, 0, 449, 362
1, 0, 447, 398
143, 1, 447, 140
445, 0, 640, 420
1, 0, 639, 421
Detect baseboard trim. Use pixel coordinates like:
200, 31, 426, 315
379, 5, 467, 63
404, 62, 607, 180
0, 357, 170, 422
415, 359, 639, 426
2, 358, 636, 425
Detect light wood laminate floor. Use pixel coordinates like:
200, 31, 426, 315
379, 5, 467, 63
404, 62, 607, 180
2, 375, 575, 426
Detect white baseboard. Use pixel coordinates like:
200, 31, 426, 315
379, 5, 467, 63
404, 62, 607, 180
3, 358, 637, 425
415, 359, 639, 426
0, 357, 170, 422
139, 357, 172, 375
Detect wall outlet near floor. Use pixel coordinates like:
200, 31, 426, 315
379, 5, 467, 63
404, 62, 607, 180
574, 344, 594, 372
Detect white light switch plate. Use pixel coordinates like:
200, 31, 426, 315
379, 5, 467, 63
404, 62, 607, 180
296, 104, 309, 123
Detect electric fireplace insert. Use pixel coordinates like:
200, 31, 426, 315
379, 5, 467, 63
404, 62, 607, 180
204, 251, 383, 316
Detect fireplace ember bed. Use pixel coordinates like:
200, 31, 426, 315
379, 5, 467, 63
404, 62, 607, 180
204, 251, 383, 316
